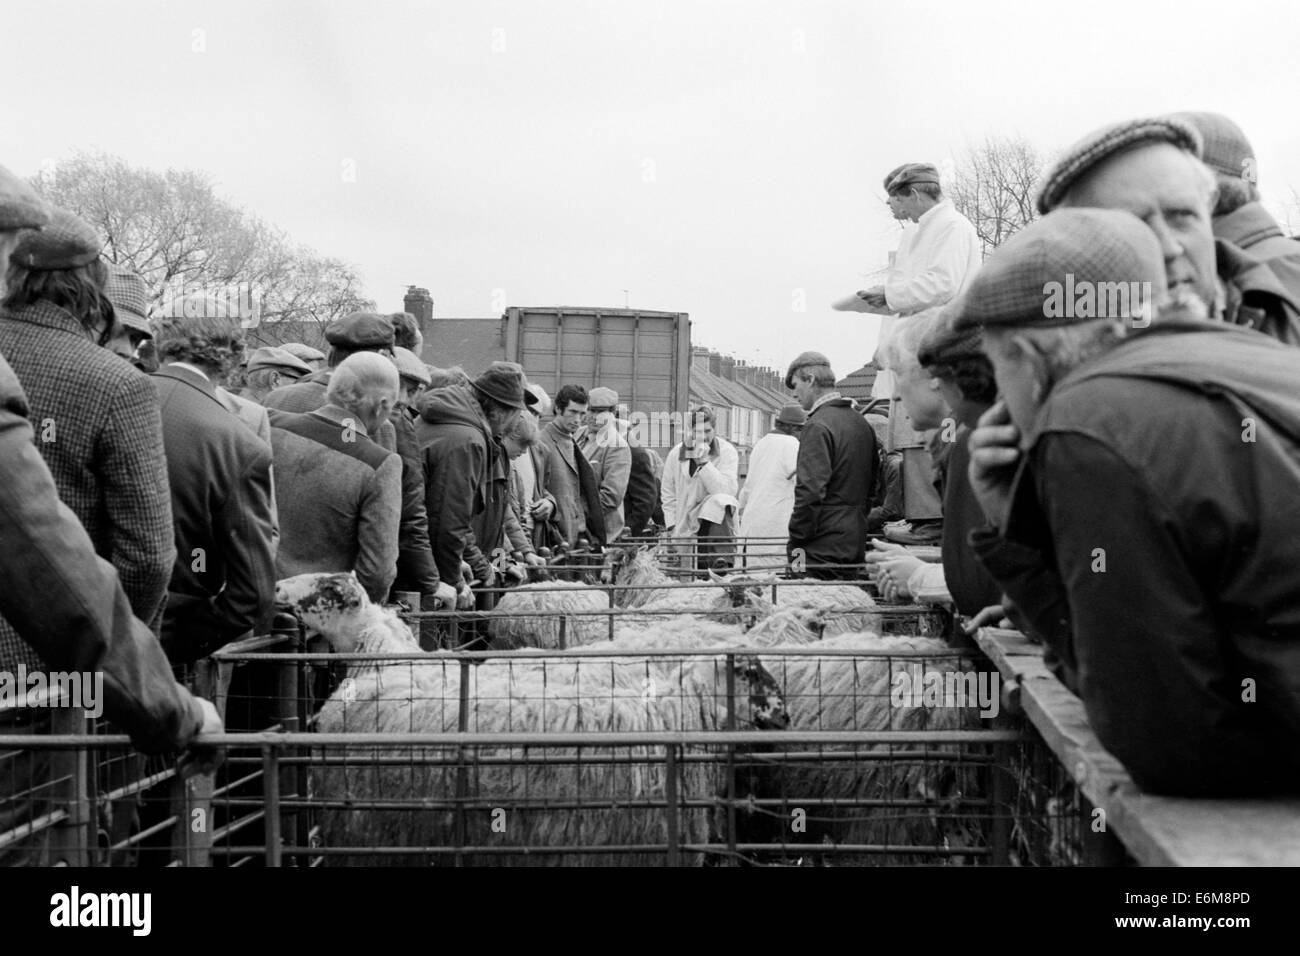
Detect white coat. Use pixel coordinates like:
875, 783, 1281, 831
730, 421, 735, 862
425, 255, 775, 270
738, 431, 799, 542
660, 437, 740, 539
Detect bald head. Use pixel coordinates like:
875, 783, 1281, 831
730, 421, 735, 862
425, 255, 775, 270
326, 351, 400, 434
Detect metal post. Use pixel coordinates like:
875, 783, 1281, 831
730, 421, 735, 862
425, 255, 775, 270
725, 655, 737, 860
455, 659, 471, 867
47, 706, 92, 867
990, 739, 1012, 866
664, 744, 680, 867
182, 772, 215, 867
262, 744, 282, 867
607, 588, 616, 642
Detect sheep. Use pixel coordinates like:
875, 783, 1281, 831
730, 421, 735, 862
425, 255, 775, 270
487, 582, 610, 649
760, 632, 987, 864
274, 571, 790, 866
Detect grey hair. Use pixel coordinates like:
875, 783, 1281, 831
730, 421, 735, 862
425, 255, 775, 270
879, 308, 942, 373
985, 318, 1128, 387
505, 410, 539, 446
326, 351, 399, 413
1211, 172, 1259, 217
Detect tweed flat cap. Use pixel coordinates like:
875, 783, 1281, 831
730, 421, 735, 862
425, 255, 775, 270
0, 164, 49, 231
1169, 111, 1255, 181
952, 208, 1164, 331
785, 350, 832, 389
917, 305, 983, 367
104, 265, 152, 336
776, 403, 807, 427
324, 311, 395, 349
247, 346, 312, 377
279, 342, 326, 365
588, 386, 619, 408
882, 164, 908, 192
10, 208, 103, 270
1036, 116, 1203, 214
887, 163, 941, 193
473, 362, 538, 411
390, 346, 431, 386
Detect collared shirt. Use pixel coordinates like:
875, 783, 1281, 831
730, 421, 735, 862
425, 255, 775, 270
809, 391, 842, 415
883, 199, 982, 316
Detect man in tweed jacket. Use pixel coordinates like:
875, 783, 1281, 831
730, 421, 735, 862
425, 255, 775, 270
0, 209, 175, 673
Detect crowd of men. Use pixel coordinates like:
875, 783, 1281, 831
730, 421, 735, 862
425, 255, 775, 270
2, 104, 1300, 860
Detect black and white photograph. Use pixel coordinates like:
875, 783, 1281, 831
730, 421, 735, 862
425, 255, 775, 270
0, 0, 1294, 924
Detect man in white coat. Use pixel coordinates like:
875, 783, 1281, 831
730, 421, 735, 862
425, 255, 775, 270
738, 403, 805, 564
660, 405, 740, 573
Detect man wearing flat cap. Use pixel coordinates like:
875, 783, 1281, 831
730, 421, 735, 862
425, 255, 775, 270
737, 403, 805, 562
237, 346, 312, 404
578, 386, 632, 540
266, 311, 446, 608
784, 351, 876, 578
1037, 114, 1300, 345
958, 207, 1300, 797
0, 208, 177, 670
103, 264, 156, 371
416, 361, 538, 627
1170, 111, 1300, 311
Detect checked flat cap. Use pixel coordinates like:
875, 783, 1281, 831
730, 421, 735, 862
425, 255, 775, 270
1169, 111, 1255, 181
952, 208, 1165, 331
887, 162, 942, 193
279, 342, 326, 365
247, 346, 313, 377
0, 163, 49, 231
918, 305, 984, 367
1036, 116, 1203, 214
11, 208, 103, 270
390, 346, 431, 387
104, 265, 153, 336
588, 386, 619, 408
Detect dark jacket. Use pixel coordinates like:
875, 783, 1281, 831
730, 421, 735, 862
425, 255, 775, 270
789, 397, 877, 569
153, 365, 277, 663
0, 302, 175, 670
266, 369, 440, 594
268, 404, 402, 603
1214, 202, 1300, 314
941, 424, 1001, 617
623, 443, 662, 536
1218, 238, 1300, 346
0, 351, 202, 752
415, 385, 509, 584
971, 321, 1300, 796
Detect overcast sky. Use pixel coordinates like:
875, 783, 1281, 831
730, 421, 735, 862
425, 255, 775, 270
6, 0, 1300, 375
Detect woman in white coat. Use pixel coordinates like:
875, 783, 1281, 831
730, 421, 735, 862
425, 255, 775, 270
738, 404, 806, 563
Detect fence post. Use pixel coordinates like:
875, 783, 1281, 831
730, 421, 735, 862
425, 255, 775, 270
454, 659, 471, 867
272, 613, 300, 865
262, 743, 282, 867
989, 738, 1013, 866
724, 655, 737, 860
664, 744, 680, 867
181, 772, 215, 867
47, 706, 92, 867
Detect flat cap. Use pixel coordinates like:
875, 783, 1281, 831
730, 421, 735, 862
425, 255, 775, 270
1036, 116, 1203, 214
524, 382, 551, 417
104, 264, 152, 337
10, 208, 103, 271
1169, 111, 1255, 182
882, 164, 908, 192
247, 346, 312, 377
473, 361, 539, 411
952, 208, 1164, 331
390, 346, 431, 387
918, 306, 983, 367
887, 163, 941, 193
776, 403, 807, 427
324, 311, 395, 349
785, 350, 832, 389
588, 386, 619, 408
279, 342, 326, 365
0, 163, 49, 231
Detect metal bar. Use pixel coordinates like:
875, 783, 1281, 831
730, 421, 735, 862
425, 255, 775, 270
455, 658, 471, 868
725, 654, 737, 859
664, 744, 680, 867
262, 744, 281, 867
46, 706, 91, 866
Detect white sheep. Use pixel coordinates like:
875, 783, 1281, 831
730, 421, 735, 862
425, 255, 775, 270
274, 572, 790, 866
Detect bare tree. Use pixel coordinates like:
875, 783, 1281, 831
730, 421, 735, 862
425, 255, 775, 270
947, 135, 1047, 257
31, 151, 372, 345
